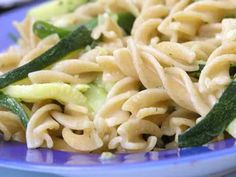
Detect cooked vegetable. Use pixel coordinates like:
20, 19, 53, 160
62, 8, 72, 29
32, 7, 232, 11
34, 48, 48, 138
0, 25, 93, 89
188, 64, 236, 79
33, 18, 98, 39
33, 12, 135, 39
0, 92, 29, 127
178, 79, 236, 147
188, 64, 205, 78
28, 0, 88, 20
112, 12, 136, 35
85, 84, 107, 113
33, 21, 71, 39
3, 83, 87, 106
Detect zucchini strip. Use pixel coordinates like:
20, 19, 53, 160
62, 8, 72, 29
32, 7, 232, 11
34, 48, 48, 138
33, 12, 136, 39
0, 92, 29, 127
178, 79, 236, 147
33, 21, 71, 39
0, 25, 93, 89
28, 0, 88, 20
3, 83, 87, 106
33, 18, 98, 39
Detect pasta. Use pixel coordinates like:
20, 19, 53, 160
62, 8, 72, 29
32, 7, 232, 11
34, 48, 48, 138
1, 0, 236, 153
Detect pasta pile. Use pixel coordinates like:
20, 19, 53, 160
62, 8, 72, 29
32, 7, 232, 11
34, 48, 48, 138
1, 0, 236, 153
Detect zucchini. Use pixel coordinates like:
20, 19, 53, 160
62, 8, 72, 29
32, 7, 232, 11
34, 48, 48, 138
33, 18, 98, 39
3, 83, 87, 106
178, 79, 236, 147
112, 12, 136, 35
28, 0, 88, 20
188, 64, 236, 79
33, 21, 71, 39
33, 12, 135, 39
0, 25, 93, 89
0, 92, 29, 127
84, 84, 107, 113
188, 64, 205, 79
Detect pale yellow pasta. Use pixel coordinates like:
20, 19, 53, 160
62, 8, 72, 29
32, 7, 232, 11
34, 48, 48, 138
198, 23, 222, 38
19, 34, 60, 66
29, 70, 82, 84
0, 111, 25, 142
183, 38, 221, 61
96, 55, 125, 82
26, 104, 61, 149
52, 60, 102, 74
199, 42, 236, 103
222, 19, 236, 44
158, 0, 236, 42
62, 128, 103, 152
0, 47, 23, 73
161, 108, 198, 143
14, 17, 39, 51
131, 1, 168, 44
95, 91, 137, 127
122, 88, 170, 119
109, 119, 162, 152
92, 14, 123, 41
51, 104, 94, 131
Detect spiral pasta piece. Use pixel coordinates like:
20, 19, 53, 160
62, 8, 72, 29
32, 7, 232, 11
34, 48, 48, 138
14, 17, 39, 51
110, 39, 209, 116
51, 104, 94, 131
26, 104, 61, 149
62, 128, 103, 152
161, 108, 198, 143
183, 38, 221, 61
0, 47, 23, 73
109, 119, 162, 152
92, 13, 123, 41
122, 88, 170, 120
29, 70, 82, 84
199, 42, 236, 106
19, 34, 60, 66
131, 1, 168, 44
158, 0, 236, 42
0, 111, 25, 142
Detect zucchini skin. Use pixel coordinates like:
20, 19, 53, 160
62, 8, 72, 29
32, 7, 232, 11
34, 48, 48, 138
33, 18, 98, 39
116, 12, 136, 35
33, 13, 135, 39
178, 80, 236, 147
0, 92, 29, 127
33, 20, 71, 39
0, 25, 93, 89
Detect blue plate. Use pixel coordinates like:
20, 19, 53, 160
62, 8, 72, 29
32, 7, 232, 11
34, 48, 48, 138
1, 2, 236, 177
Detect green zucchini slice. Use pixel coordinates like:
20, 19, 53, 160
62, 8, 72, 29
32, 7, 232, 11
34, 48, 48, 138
0, 92, 29, 127
3, 83, 87, 106
0, 25, 93, 89
178, 79, 236, 147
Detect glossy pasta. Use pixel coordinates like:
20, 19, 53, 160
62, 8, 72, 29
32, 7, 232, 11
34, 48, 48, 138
1, 0, 236, 153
